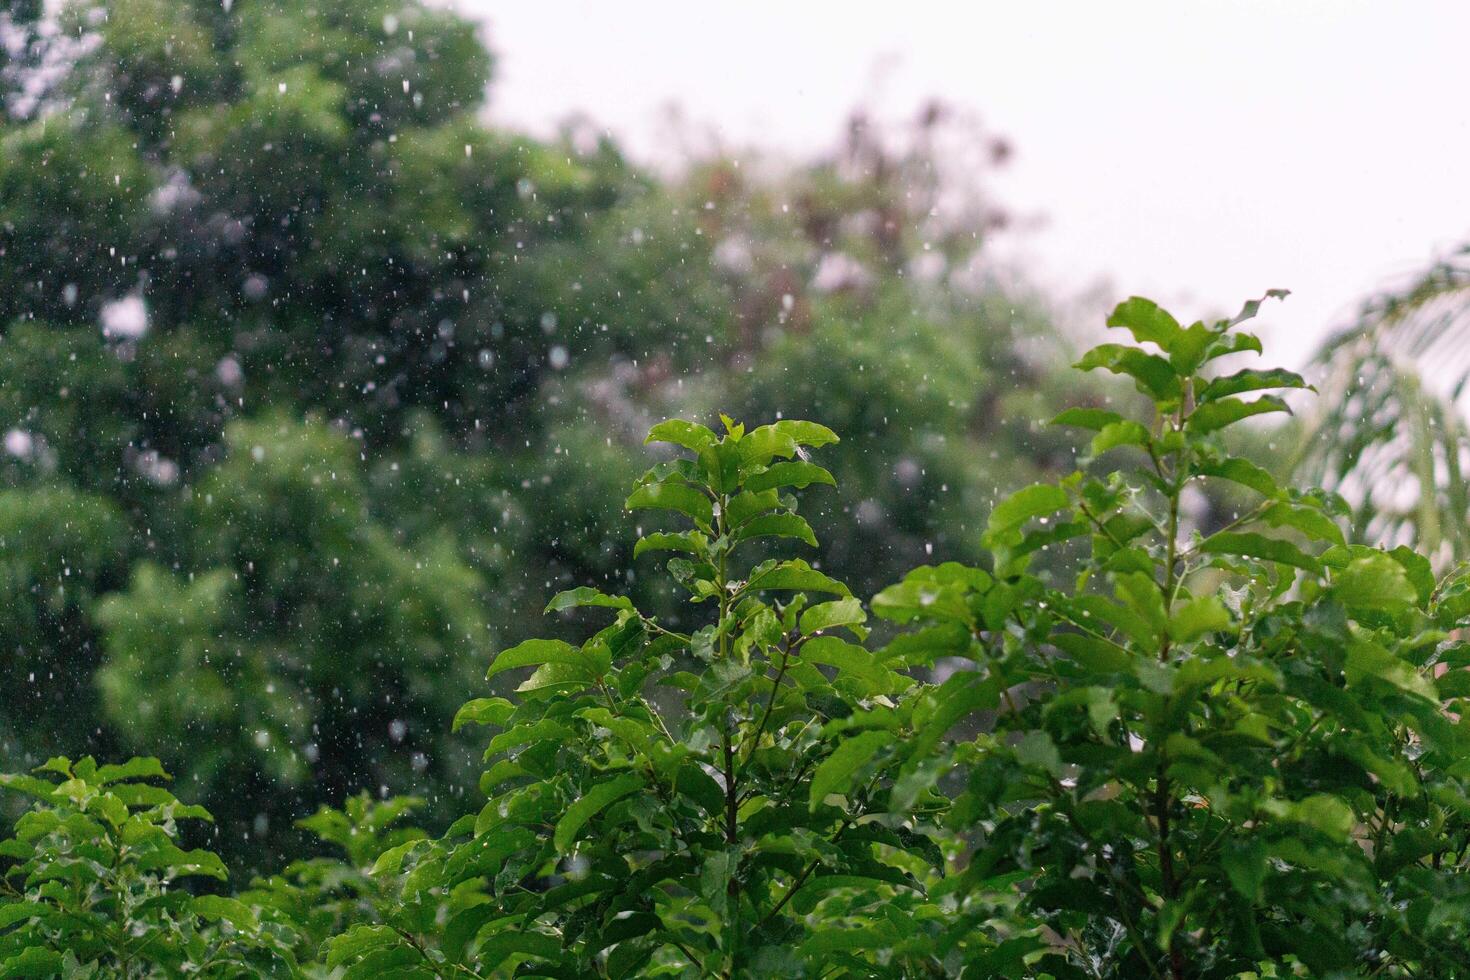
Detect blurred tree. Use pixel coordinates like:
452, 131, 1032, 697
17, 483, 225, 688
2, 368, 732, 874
0, 0, 1075, 866
95, 415, 487, 864
528, 107, 1078, 600
0, 486, 126, 760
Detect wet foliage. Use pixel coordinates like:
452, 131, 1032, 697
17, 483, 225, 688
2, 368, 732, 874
5, 302, 1470, 976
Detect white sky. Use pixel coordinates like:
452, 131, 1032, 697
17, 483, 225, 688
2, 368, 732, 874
458, 0, 1470, 370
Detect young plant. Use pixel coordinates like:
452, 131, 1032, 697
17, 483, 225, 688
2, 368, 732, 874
333, 417, 971, 977
0, 756, 299, 977
875, 294, 1470, 976
241, 793, 428, 964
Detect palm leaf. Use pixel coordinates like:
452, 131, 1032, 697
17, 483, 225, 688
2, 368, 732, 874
1293, 246, 1470, 565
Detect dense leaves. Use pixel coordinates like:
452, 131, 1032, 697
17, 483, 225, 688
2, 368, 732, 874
5, 299, 1467, 975
0, 0, 1063, 864
0, 757, 298, 976
881, 294, 1470, 976
323, 416, 969, 976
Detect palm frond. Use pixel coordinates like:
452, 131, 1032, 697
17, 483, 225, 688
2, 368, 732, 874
1294, 246, 1470, 565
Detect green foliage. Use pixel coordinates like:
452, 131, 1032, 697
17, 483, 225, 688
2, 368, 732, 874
94, 416, 488, 856
3, 301, 1469, 975
0, 486, 126, 760
325, 416, 973, 976
240, 793, 429, 962
0, 119, 153, 323
0, 756, 298, 976
0, 0, 1061, 864
877, 293, 1470, 976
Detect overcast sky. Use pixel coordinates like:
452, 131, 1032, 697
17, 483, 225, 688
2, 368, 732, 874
456, 0, 1470, 370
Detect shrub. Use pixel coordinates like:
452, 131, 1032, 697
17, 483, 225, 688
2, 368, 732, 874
3, 293, 1469, 977
328, 416, 969, 976
874, 293, 1470, 976
241, 793, 429, 965
0, 757, 298, 976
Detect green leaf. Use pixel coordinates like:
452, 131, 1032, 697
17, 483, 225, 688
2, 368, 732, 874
0, 773, 61, 800
1347, 639, 1437, 698
1203, 330, 1263, 361
736, 425, 798, 465
725, 488, 782, 527
800, 597, 867, 634
986, 483, 1070, 538
1262, 501, 1344, 547
738, 420, 839, 466
327, 925, 404, 969
733, 513, 817, 547
809, 730, 890, 809
516, 659, 596, 694
633, 531, 704, 559
1226, 288, 1290, 327
772, 419, 839, 448
193, 894, 260, 930
0, 902, 47, 930
1186, 395, 1290, 434
1049, 407, 1124, 431
553, 772, 643, 852
625, 482, 714, 528
486, 638, 584, 680
745, 560, 851, 597
1168, 321, 1217, 374
477, 931, 565, 971
1074, 344, 1181, 400
1288, 794, 1354, 840
368, 839, 421, 876
636, 458, 700, 487
1106, 296, 1181, 349
1014, 730, 1063, 777
1090, 420, 1150, 456
1389, 545, 1435, 605
451, 697, 515, 732
802, 637, 891, 692
340, 946, 421, 978
1167, 595, 1232, 643
1199, 531, 1320, 572
1199, 367, 1310, 402
1051, 632, 1132, 674
699, 439, 744, 492
1196, 457, 1280, 497
545, 587, 636, 614
485, 719, 573, 758
1067, 595, 1156, 650
0, 948, 63, 978
744, 461, 836, 492
95, 758, 168, 784
1335, 553, 1419, 614
137, 844, 227, 879
1115, 571, 1167, 646
644, 419, 717, 452
870, 578, 971, 624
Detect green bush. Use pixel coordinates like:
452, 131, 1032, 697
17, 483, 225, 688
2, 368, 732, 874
3, 295, 1469, 977
875, 292, 1470, 976
0, 757, 298, 976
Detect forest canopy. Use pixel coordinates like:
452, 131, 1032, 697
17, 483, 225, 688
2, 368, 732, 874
0, 0, 1073, 864
5, 3, 1470, 977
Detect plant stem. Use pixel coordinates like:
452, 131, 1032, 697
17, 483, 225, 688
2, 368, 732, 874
741, 635, 800, 764
713, 493, 743, 972
1156, 403, 1187, 980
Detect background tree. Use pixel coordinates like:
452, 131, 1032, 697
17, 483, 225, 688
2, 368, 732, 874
0, 0, 1072, 866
